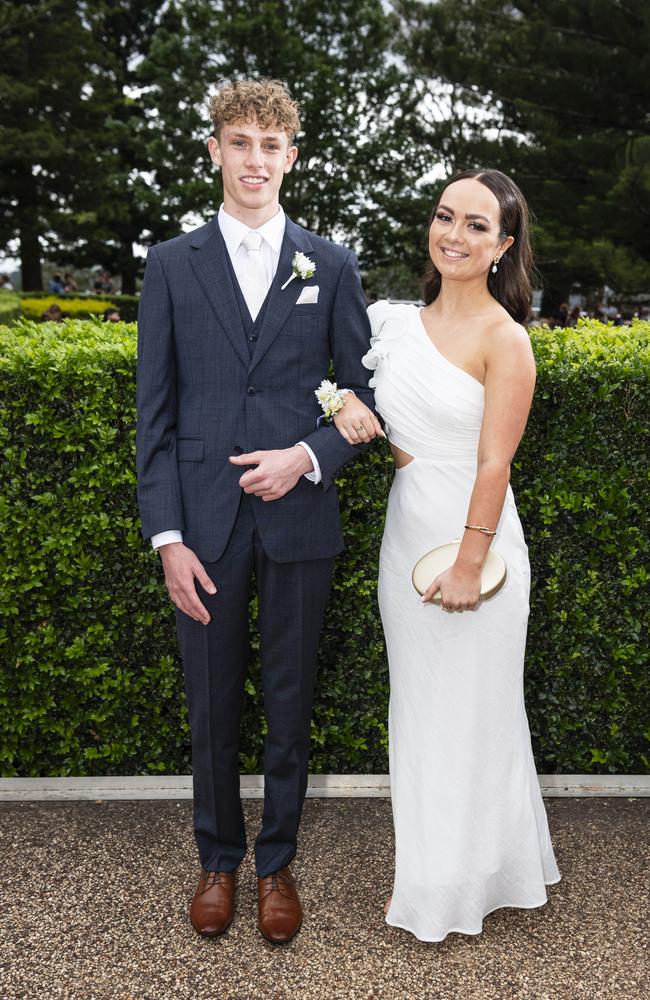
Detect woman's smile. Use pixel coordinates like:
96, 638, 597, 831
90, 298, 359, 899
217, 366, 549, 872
439, 246, 469, 259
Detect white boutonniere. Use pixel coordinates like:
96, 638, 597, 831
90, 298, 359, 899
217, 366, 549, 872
281, 251, 316, 290
314, 379, 350, 419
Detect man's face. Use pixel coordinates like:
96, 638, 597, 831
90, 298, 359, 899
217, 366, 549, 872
208, 121, 298, 221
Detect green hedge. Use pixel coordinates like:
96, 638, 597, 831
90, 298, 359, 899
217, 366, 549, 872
17, 291, 140, 323
0, 317, 648, 777
0, 293, 22, 326
20, 295, 119, 322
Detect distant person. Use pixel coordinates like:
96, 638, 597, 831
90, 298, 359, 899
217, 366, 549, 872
47, 274, 65, 294
64, 272, 78, 292
41, 303, 67, 322
553, 302, 569, 327
103, 307, 121, 322
93, 270, 115, 294
568, 305, 581, 326
0, 273, 14, 291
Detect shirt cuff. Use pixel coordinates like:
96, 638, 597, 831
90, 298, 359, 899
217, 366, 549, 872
296, 441, 322, 485
151, 530, 183, 550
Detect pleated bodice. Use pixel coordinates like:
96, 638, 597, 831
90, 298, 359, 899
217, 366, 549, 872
363, 301, 484, 464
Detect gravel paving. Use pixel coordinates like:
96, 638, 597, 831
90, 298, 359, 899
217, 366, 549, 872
0, 797, 647, 1000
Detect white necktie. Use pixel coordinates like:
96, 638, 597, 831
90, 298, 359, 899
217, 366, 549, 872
240, 231, 268, 321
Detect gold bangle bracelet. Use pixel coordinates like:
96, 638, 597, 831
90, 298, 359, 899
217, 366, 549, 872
464, 524, 497, 536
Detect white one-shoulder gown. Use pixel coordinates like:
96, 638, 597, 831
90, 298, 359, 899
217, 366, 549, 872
363, 301, 560, 943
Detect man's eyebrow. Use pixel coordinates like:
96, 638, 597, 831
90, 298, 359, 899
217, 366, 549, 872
438, 203, 492, 224
230, 131, 283, 141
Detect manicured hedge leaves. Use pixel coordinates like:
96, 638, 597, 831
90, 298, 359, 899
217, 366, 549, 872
0, 293, 21, 326
0, 318, 647, 776
516, 322, 649, 774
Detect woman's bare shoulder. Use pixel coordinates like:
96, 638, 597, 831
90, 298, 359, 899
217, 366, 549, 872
485, 312, 534, 359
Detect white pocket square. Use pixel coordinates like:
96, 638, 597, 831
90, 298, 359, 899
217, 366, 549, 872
296, 284, 319, 305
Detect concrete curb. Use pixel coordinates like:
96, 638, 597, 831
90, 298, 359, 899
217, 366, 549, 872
1, 773, 648, 801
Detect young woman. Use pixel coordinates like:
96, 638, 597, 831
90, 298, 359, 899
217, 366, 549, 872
334, 169, 560, 942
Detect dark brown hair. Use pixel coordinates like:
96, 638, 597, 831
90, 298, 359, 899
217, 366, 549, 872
424, 168, 533, 323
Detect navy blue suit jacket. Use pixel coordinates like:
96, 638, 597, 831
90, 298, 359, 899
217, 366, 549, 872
136, 214, 375, 563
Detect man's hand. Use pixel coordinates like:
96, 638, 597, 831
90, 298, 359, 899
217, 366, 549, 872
229, 445, 313, 501
158, 542, 216, 625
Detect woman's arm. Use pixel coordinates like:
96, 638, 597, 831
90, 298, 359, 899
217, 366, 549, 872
423, 321, 536, 610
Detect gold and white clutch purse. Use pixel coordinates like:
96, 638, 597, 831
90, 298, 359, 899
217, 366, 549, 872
412, 540, 507, 604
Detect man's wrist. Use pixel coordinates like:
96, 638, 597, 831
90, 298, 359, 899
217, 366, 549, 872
151, 529, 183, 551
292, 443, 314, 475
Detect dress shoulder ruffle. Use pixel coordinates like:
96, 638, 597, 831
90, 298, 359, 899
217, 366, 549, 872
362, 300, 413, 384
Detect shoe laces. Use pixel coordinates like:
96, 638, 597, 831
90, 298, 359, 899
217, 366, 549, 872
203, 871, 226, 892
261, 869, 293, 899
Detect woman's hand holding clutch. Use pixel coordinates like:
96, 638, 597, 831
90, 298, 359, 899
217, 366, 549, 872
333, 392, 385, 445
422, 563, 482, 612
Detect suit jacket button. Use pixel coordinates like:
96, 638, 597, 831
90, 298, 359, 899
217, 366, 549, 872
249, 334, 258, 342
233, 445, 243, 455
247, 386, 257, 395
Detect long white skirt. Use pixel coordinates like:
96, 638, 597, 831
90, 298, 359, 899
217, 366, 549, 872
379, 458, 560, 942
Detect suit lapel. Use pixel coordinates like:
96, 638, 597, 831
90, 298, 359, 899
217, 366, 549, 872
188, 217, 250, 370
248, 219, 315, 373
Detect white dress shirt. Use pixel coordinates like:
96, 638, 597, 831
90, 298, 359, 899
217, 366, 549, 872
150, 205, 322, 551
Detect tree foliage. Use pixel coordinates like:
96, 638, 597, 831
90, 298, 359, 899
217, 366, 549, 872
0, 1, 107, 290
2, 1, 648, 301
395, 0, 650, 306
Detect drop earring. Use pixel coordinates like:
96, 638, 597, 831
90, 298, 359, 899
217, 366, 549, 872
492, 256, 500, 274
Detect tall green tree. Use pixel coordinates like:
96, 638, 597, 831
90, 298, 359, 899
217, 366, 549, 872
0, 1, 217, 292
0, 1, 108, 290
395, 0, 650, 307
61, 0, 215, 292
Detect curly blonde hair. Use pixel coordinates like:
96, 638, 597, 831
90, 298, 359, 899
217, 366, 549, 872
208, 78, 301, 142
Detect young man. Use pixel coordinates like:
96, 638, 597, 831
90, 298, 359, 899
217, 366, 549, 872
136, 79, 377, 943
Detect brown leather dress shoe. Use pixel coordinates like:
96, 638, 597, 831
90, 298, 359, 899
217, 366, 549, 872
257, 866, 303, 944
190, 869, 236, 937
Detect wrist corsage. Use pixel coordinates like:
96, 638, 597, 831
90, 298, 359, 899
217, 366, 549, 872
314, 379, 350, 419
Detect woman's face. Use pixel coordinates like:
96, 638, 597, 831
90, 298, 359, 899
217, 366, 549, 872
428, 178, 514, 281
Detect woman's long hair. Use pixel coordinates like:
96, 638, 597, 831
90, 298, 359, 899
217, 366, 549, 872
423, 169, 534, 324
